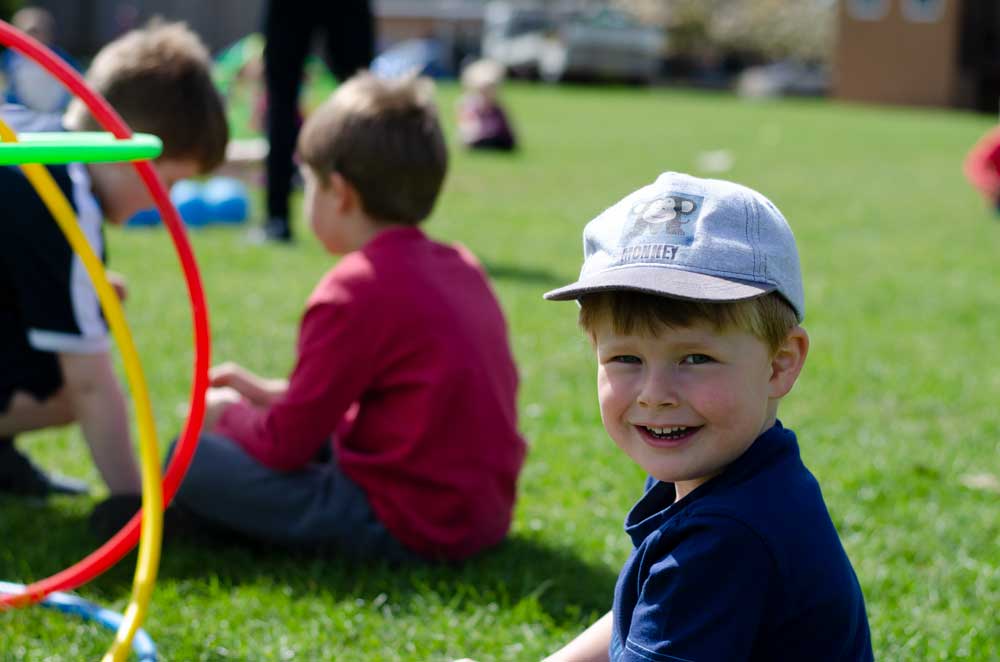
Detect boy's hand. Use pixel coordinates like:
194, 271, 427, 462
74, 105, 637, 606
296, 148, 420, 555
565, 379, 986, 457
203, 386, 242, 431
209, 361, 288, 407
209, 361, 251, 390
107, 271, 128, 302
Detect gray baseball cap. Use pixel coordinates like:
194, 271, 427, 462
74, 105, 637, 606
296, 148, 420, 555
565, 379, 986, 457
544, 172, 805, 321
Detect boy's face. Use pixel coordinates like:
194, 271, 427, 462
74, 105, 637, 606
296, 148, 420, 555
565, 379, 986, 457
303, 167, 347, 254
302, 167, 379, 255
593, 317, 790, 500
91, 158, 200, 225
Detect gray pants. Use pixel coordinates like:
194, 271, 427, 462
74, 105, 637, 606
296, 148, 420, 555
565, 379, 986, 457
172, 434, 415, 563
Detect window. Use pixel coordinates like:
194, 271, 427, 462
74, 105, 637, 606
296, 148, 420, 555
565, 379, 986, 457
902, 0, 947, 23
848, 0, 891, 21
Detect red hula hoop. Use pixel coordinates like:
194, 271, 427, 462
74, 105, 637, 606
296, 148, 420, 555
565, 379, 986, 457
0, 20, 211, 608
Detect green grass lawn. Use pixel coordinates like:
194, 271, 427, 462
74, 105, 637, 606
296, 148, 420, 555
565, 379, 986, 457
2, 81, 1000, 660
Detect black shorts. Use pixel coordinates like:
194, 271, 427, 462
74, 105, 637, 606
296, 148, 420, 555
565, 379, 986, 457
0, 159, 107, 411
0, 303, 62, 412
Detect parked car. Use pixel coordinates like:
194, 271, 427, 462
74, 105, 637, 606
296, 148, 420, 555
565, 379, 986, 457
482, 2, 665, 84
538, 7, 665, 84
481, 3, 552, 78
736, 60, 830, 98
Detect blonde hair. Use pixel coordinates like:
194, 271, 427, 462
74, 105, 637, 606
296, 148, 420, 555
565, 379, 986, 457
297, 72, 447, 225
64, 20, 228, 172
461, 59, 505, 93
579, 291, 799, 354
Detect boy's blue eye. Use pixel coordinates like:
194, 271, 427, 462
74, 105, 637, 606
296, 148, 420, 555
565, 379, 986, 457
612, 355, 641, 364
682, 354, 713, 365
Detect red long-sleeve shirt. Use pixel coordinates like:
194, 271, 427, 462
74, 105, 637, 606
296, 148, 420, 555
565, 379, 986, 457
215, 227, 526, 560
964, 126, 1000, 202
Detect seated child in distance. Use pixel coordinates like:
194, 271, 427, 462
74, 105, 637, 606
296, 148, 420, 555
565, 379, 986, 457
172, 73, 527, 562
0, 23, 228, 511
528, 173, 872, 660
457, 59, 516, 152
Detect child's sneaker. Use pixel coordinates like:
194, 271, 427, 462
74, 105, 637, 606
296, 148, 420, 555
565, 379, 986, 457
0, 439, 89, 497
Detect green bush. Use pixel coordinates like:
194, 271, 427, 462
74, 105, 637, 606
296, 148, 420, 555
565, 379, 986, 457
620, 0, 835, 63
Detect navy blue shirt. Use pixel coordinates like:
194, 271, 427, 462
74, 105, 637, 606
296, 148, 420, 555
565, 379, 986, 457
610, 422, 873, 661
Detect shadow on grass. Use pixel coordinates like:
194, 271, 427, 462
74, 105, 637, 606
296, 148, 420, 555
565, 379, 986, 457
482, 260, 567, 287
0, 497, 145, 587
155, 533, 617, 626
0, 496, 97, 585
1, 500, 615, 626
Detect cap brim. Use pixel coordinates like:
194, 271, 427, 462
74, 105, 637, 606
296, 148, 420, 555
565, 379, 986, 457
543, 265, 775, 302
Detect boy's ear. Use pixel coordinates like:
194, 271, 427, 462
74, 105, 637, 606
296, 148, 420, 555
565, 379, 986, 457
329, 172, 358, 215
768, 326, 809, 399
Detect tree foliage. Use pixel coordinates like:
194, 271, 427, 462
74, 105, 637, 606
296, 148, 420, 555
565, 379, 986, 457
617, 0, 835, 62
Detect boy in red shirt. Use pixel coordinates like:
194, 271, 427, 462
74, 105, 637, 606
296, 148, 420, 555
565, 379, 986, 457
176, 73, 525, 561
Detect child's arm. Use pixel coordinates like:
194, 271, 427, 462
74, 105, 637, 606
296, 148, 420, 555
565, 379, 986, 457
58, 352, 141, 495
452, 611, 612, 662
210, 294, 384, 471
209, 361, 288, 407
543, 610, 613, 662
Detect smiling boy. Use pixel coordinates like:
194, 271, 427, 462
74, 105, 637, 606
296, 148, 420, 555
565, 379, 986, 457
540, 172, 873, 661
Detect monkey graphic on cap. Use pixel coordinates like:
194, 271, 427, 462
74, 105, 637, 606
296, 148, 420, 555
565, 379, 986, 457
620, 194, 700, 247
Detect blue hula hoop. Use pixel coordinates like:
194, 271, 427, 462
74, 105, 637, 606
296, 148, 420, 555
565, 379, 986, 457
0, 581, 158, 661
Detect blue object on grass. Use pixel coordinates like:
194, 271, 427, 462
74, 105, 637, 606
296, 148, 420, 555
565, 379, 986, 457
125, 176, 249, 227
202, 176, 249, 224
170, 180, 209, 227
127, 207, 161, 227
0, 580, 158, 661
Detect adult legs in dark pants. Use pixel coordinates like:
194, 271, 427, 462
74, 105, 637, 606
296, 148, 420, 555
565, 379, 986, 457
261, 0, 374, 242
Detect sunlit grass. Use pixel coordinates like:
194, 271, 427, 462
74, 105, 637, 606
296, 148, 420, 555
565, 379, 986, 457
2, 81, 998, 660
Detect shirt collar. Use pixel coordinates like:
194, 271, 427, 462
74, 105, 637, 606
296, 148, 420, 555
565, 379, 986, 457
361, 225, 426, 253
624, 421, 799, 546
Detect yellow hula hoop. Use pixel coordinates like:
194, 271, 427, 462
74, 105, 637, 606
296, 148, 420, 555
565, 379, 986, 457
0, 118, 163, 662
